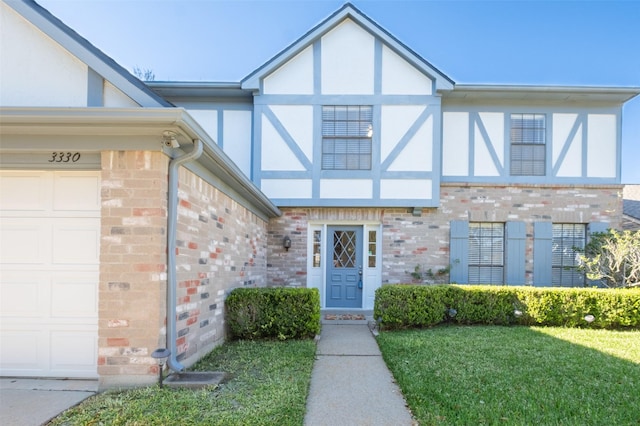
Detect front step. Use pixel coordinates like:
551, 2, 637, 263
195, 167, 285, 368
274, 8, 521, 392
321, 309, 374, 325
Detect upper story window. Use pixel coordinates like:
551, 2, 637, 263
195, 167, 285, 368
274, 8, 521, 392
322, 105, 372, 170
510, 113, 546, 176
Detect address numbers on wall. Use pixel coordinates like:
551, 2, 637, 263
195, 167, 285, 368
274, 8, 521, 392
48, 152, 82, 163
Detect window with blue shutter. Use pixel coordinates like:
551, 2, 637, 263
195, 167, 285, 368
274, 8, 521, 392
468, 223, 504, 284
552, 224, 586, 287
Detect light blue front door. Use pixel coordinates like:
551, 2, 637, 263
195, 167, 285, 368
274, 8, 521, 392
326, 226, 363, 308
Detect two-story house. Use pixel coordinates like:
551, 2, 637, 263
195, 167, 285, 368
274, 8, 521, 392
151, 4, 637, 307
1, 0, 637, 388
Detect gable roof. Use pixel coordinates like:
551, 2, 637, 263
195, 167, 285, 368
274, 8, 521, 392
241, 2, 454, 92
4, 0, 172, 107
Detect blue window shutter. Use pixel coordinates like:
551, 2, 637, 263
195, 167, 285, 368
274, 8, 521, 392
587, 222, 609, 287
450, 220, 469, 284
505, 222, 526, 285
533, 222, 553, 287
588, 222, 609, 237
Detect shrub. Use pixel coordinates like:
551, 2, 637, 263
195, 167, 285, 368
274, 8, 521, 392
452, 286, 521, 325
226, 287, 320, 340
374, 285, 452, 328
374, 284, 640, 330
577, 229, 640, 287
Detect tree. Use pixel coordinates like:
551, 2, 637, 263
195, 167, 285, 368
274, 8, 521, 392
132, 66, 155, 81
577, 229, 640, 287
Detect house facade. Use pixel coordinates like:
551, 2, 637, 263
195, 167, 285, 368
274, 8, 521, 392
1, 0, 637, 387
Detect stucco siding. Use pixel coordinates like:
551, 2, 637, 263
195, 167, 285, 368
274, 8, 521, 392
1, 2, 88, 107
321, 19, 375, 95
442, 107, 621, 183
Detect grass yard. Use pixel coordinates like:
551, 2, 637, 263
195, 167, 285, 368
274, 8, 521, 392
377, 326, 640, 426
49, 339, 316, 426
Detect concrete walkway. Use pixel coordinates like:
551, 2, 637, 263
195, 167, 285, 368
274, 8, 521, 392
0, 378, 97, 426
1, 321, 412, 425
304, 322, 415, 426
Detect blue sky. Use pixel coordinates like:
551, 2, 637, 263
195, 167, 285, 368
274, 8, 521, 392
38, 0, 640, 183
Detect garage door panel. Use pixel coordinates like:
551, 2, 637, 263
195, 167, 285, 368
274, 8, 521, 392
1, 170, 100, 378
0, 219, 49, 264
51, 331, 98, 376
0, 172, 48, 211
0, 331, 44, 372
0, 275, 45, 317
52, 219, 100, 264
51, 273, 98, 318
53, 173, 101, 211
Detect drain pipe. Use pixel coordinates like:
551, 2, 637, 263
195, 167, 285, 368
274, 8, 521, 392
166, 139, 203, 372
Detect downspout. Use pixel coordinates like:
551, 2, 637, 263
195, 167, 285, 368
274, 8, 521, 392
166, 139, 203, 372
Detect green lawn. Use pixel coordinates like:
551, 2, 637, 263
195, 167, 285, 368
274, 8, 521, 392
377, 326, 640, 426
50, 326, 640, 425
49, 339, 316, 426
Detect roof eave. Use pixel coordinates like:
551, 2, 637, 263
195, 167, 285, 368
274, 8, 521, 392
448, 84, 640, 103
147, 82, 252, 101
0, 107, 281, 219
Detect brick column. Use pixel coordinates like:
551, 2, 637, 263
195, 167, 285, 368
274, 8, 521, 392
98, 151, 169, 388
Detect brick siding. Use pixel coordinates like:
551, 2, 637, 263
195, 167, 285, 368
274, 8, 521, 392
99, 151, 169, 388
98, 151, 268, 388
268, 184, 623, 287
173, 167, 267, 367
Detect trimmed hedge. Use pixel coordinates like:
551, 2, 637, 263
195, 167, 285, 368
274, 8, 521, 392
374, 284, 640, 330
226, 287, 321, 340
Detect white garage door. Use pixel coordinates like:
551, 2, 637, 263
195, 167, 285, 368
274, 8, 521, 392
0, 170, 100, 378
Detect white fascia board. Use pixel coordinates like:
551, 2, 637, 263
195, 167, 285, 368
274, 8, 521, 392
447, 84, 640, 104
0, 107, 189, 133
5, 0, 171, 107
241, 3, 454, 91
0, 106, 281, 218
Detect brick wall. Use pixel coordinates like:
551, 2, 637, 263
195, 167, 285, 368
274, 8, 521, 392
267, 209, 309, 287
99, 151, 169, 388
383, 184, 622, 284
267, 208, 383, 286
98, 151, 268, 388
173, 167, 268, 367
268, 184, 623, 287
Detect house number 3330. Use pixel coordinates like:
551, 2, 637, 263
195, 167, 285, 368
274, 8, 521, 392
48, 152, 81, 163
